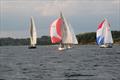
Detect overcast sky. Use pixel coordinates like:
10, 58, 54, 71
0, 0, 120, 38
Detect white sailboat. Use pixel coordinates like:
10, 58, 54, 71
50, 12, 78, 50
29, 16, 37, 49
96, 18, 113, 48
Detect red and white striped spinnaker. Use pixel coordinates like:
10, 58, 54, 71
50, 17, 63, 43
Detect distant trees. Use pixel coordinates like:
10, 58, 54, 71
76, 31, 120, 44
112, 31, 120, 41
76, 32, 96, 44
0, 31, 120, 46
0, 37, 29, 46
111, 31, 120, 44
37, 36, 51, 45
0, 36, 52, 46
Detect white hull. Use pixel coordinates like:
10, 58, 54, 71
58, 44, 73, 50
100, 43, 112, 48
58, 47, 66, 51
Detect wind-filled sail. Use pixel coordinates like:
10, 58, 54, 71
68, 23, 78, 44
30, 16, 37, 46
104, 20, 113, 44
96, 19, 113, 45
60, 13, 78, 44
50, 18, 62, 43
96, 19, 105, 45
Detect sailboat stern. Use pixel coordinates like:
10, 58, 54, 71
100, 43, 113, 48
28, 46, 37, 49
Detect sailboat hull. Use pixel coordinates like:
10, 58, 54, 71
28, 46, 37, 49
100, 43, 112, 48
58, 47, 66, 51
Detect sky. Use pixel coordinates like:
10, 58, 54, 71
0, 0, 120, 38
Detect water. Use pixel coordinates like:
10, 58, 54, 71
0, 45, 120, 80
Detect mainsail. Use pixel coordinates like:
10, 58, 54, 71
30, 16, 37, 47
96, 18, 113, 46
60, 13, 78, 44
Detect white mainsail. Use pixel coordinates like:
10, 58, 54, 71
60, 13, 78, 45
30, 16, 37, 47
68, 22, 78, 44
104, 19, 113, 44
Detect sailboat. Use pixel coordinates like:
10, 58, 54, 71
50, 12, 78, 50
96, 18, 113, 48
28, 16, 37, 49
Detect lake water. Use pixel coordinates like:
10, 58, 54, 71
0, 45, 120, 80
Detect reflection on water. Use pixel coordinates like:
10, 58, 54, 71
0, 45, 120, 80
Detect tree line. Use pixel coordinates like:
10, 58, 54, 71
0, 31, 120, 46
77, 31, 120, 44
